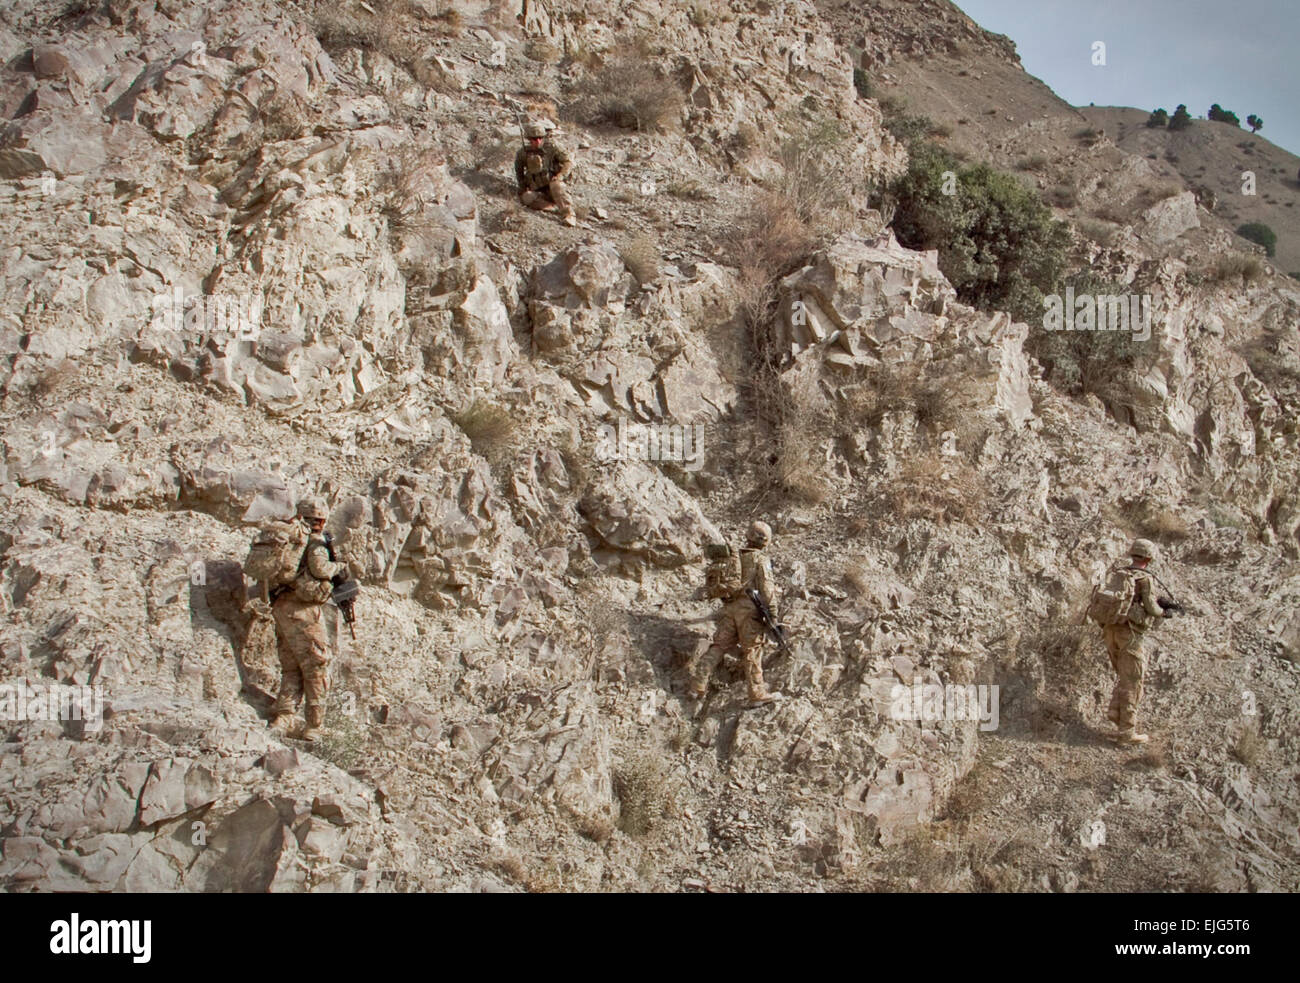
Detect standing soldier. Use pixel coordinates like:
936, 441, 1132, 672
1091, 538, 1175, 744
269, 498, 346, 742
515, 120, 578, 226
689, 520, 783, 707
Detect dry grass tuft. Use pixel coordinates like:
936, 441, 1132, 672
880, 452, 989, 525
1205, 253, 1265, 286
451, 399, 517, 467
614, 752, 677, 837
563, 54, 684, 132
619, 234, 660, 285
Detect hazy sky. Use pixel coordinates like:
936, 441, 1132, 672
951, 0, 1299, 156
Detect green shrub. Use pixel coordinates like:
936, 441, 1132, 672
1208, 103, 1241, 127
1236, 222, 1276, 257
853, 68, 871, 99
1146, 108, 1169, 128
1168, 104, 1192, 131
1023, 273, 1139, 396
885, 112, 943, 146
889, 141, 1070, 324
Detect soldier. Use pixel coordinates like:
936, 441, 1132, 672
515, 120, 577, 226
1100, 538, 1173, 744
269, 498, 346, 742
689, 520, 782, 707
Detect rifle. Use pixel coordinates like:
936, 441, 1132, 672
322, 533, 359, 640
1146, 569, 1185, 617
746, 588, 791, 656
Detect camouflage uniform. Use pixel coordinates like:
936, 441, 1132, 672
515, 122, 575, 222
270, 503, 344, 739
1102, 542, 1168, 739
691, 523, 780, 703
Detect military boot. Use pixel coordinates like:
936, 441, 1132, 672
300, 704, 325, 743
269, 714, 295, 735
1113, 728, 1149, 744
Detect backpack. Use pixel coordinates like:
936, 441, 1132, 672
704, 542, 743, 600
290, 537, 336, 604
243, 521, 308, 590
1086, 566, 1138, 627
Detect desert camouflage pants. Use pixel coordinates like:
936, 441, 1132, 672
691, 595, 768, 698
271, 595, 330, 717
1103, 623, 1145, 731
520, 177, 573, 215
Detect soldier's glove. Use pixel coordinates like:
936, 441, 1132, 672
332, 573, 347, 587
1158, 596, 1183, 617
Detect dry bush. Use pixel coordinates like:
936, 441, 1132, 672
1078, 220, 1117, 247
1073, 126, 1103, 146
845, 514, 872, 538
968, 831, 1036, 891
451, 399, 517, 466
29, 357, 78, 399
1231, 723, 1264, 767
1016, 154, 1049, 171
1026, 623, 1095, 687
619, 234, 660, 285
1137, 182, 1182, 208
730, 121, 760, 155
1047, 183, 1078, 208
613, 752, 676, 837
312, 1, 458, 91
563, 54, 684, 132
878, 826, 966, 891
566, 805, 615, 844
1206, 253, 1265, 285
838, 361, 954, 434
258, 90, 310, 143
1133, 503, 1193, 543
1136, 746, 1168, 769
881, 451, 989, 526
841, 559, 872, 598
753, 365, 835, 506
523, 38, 562, 63
1092, 202, 1130, 224
665, 180, 711, 201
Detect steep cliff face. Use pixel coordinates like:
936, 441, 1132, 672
0, 0, 1296, 892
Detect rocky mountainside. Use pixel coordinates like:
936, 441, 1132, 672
0, 0, 1297, 892
1081, 105, 1300, 274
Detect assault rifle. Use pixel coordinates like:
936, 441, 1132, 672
323, 533, 359, 640
746, 588, 791, 656
1148, 569, 1184, 617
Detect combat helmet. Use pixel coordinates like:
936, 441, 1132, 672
747, 520, 772, 547
296, 498, 329, 521
523, 120, 548, 139
1129, 538, 1157, 560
